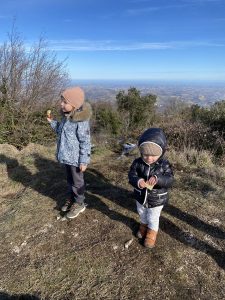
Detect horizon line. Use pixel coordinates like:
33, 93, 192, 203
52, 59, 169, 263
71, 78, 225, 82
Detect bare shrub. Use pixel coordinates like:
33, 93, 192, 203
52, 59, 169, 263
159, 115, 225, 156
0, 26, 69, 148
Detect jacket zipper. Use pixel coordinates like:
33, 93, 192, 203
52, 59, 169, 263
143, 164, 151, 206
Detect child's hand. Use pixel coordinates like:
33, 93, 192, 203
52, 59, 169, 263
138, 179, 146, 189
46, 110, 53, 122
47, 117, 53, 122
148, 176, 157, 187
79, 164, 87, 172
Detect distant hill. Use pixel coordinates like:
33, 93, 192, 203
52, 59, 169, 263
72, 79, 225, 106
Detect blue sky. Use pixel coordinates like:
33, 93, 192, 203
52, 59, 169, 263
1, 0, 225, 81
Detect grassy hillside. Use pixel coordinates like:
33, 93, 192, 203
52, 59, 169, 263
0, 143, 224, 300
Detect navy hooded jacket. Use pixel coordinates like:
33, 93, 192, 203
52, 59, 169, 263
128, 128, 174, 208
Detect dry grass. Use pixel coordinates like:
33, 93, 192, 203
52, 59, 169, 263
0, 144, 225, 300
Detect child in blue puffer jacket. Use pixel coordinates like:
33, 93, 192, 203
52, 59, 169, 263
47, 86, 92, 219
128, 128, 174, 248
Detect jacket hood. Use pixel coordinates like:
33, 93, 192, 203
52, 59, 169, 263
138, 128, 167, 155
68, 102, 92, 122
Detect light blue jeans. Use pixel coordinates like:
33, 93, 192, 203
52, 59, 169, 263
136, 201, 163, 231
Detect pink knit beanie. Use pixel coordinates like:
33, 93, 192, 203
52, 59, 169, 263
62, 87, 85, 109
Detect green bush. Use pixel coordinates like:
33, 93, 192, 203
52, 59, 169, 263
191, 101, 225, 134
92, 101, 122, 135
116, 87, 157, 133
0, 105, 58, 148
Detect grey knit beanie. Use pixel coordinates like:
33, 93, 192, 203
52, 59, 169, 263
139, 142, 162, 156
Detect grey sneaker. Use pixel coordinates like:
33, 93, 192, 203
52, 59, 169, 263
61, 199, 73, 212
66, 202, 86, 219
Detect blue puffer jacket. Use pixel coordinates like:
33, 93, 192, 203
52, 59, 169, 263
128, 128, 174, 208
50, 102, 92, 166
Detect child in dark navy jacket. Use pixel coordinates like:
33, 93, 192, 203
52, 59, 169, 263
128, 128, 174, 248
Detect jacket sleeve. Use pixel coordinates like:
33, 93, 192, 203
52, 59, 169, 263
77, 121, 91, 165
155, 160, 174, 188
50, 120, 60, 134
128, 160, 143, 188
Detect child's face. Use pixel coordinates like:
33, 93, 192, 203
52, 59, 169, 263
142, 154, 160, 164
60, 96, 74, 113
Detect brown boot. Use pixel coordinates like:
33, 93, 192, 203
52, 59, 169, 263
136, 223, 148, 239
144, 229, 158, 248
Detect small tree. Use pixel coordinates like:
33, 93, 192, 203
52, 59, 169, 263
116, 87, 157, 135
92, 101, 121, 135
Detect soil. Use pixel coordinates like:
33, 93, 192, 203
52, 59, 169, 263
0, 144, 224, 300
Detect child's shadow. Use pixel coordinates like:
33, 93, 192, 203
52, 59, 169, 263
160, 216, 225, 269
164, 204, 225, 239
85, 167, 137, 232
0, 154, 138, 234
0, 291, 40, 299
1, 154, 225, 269
0, 153, 66, 208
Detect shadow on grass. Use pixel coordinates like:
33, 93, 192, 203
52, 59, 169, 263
0, 154, 224, 269
0, 154, 138, 235
161, 216, 225, 269
0, 291, 40, 299
164, 204, 225, 239
85, 167, 138, 234
179, 174, 217, 197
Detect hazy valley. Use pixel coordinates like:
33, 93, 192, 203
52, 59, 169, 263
74, 80, 225, 107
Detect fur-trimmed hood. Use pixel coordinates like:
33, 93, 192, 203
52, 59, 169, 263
68, 102, 92, 122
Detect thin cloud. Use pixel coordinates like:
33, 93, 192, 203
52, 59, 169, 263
129, 0, 155, 3
131, 0, 221, 2
126, 4, 187, 16
0, 15, 11, 19
42, 39, 225, 52
182, 0, 222, 3
47, 40, 172, 51
126, 0, 222, 15
214, 17, 225, 21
